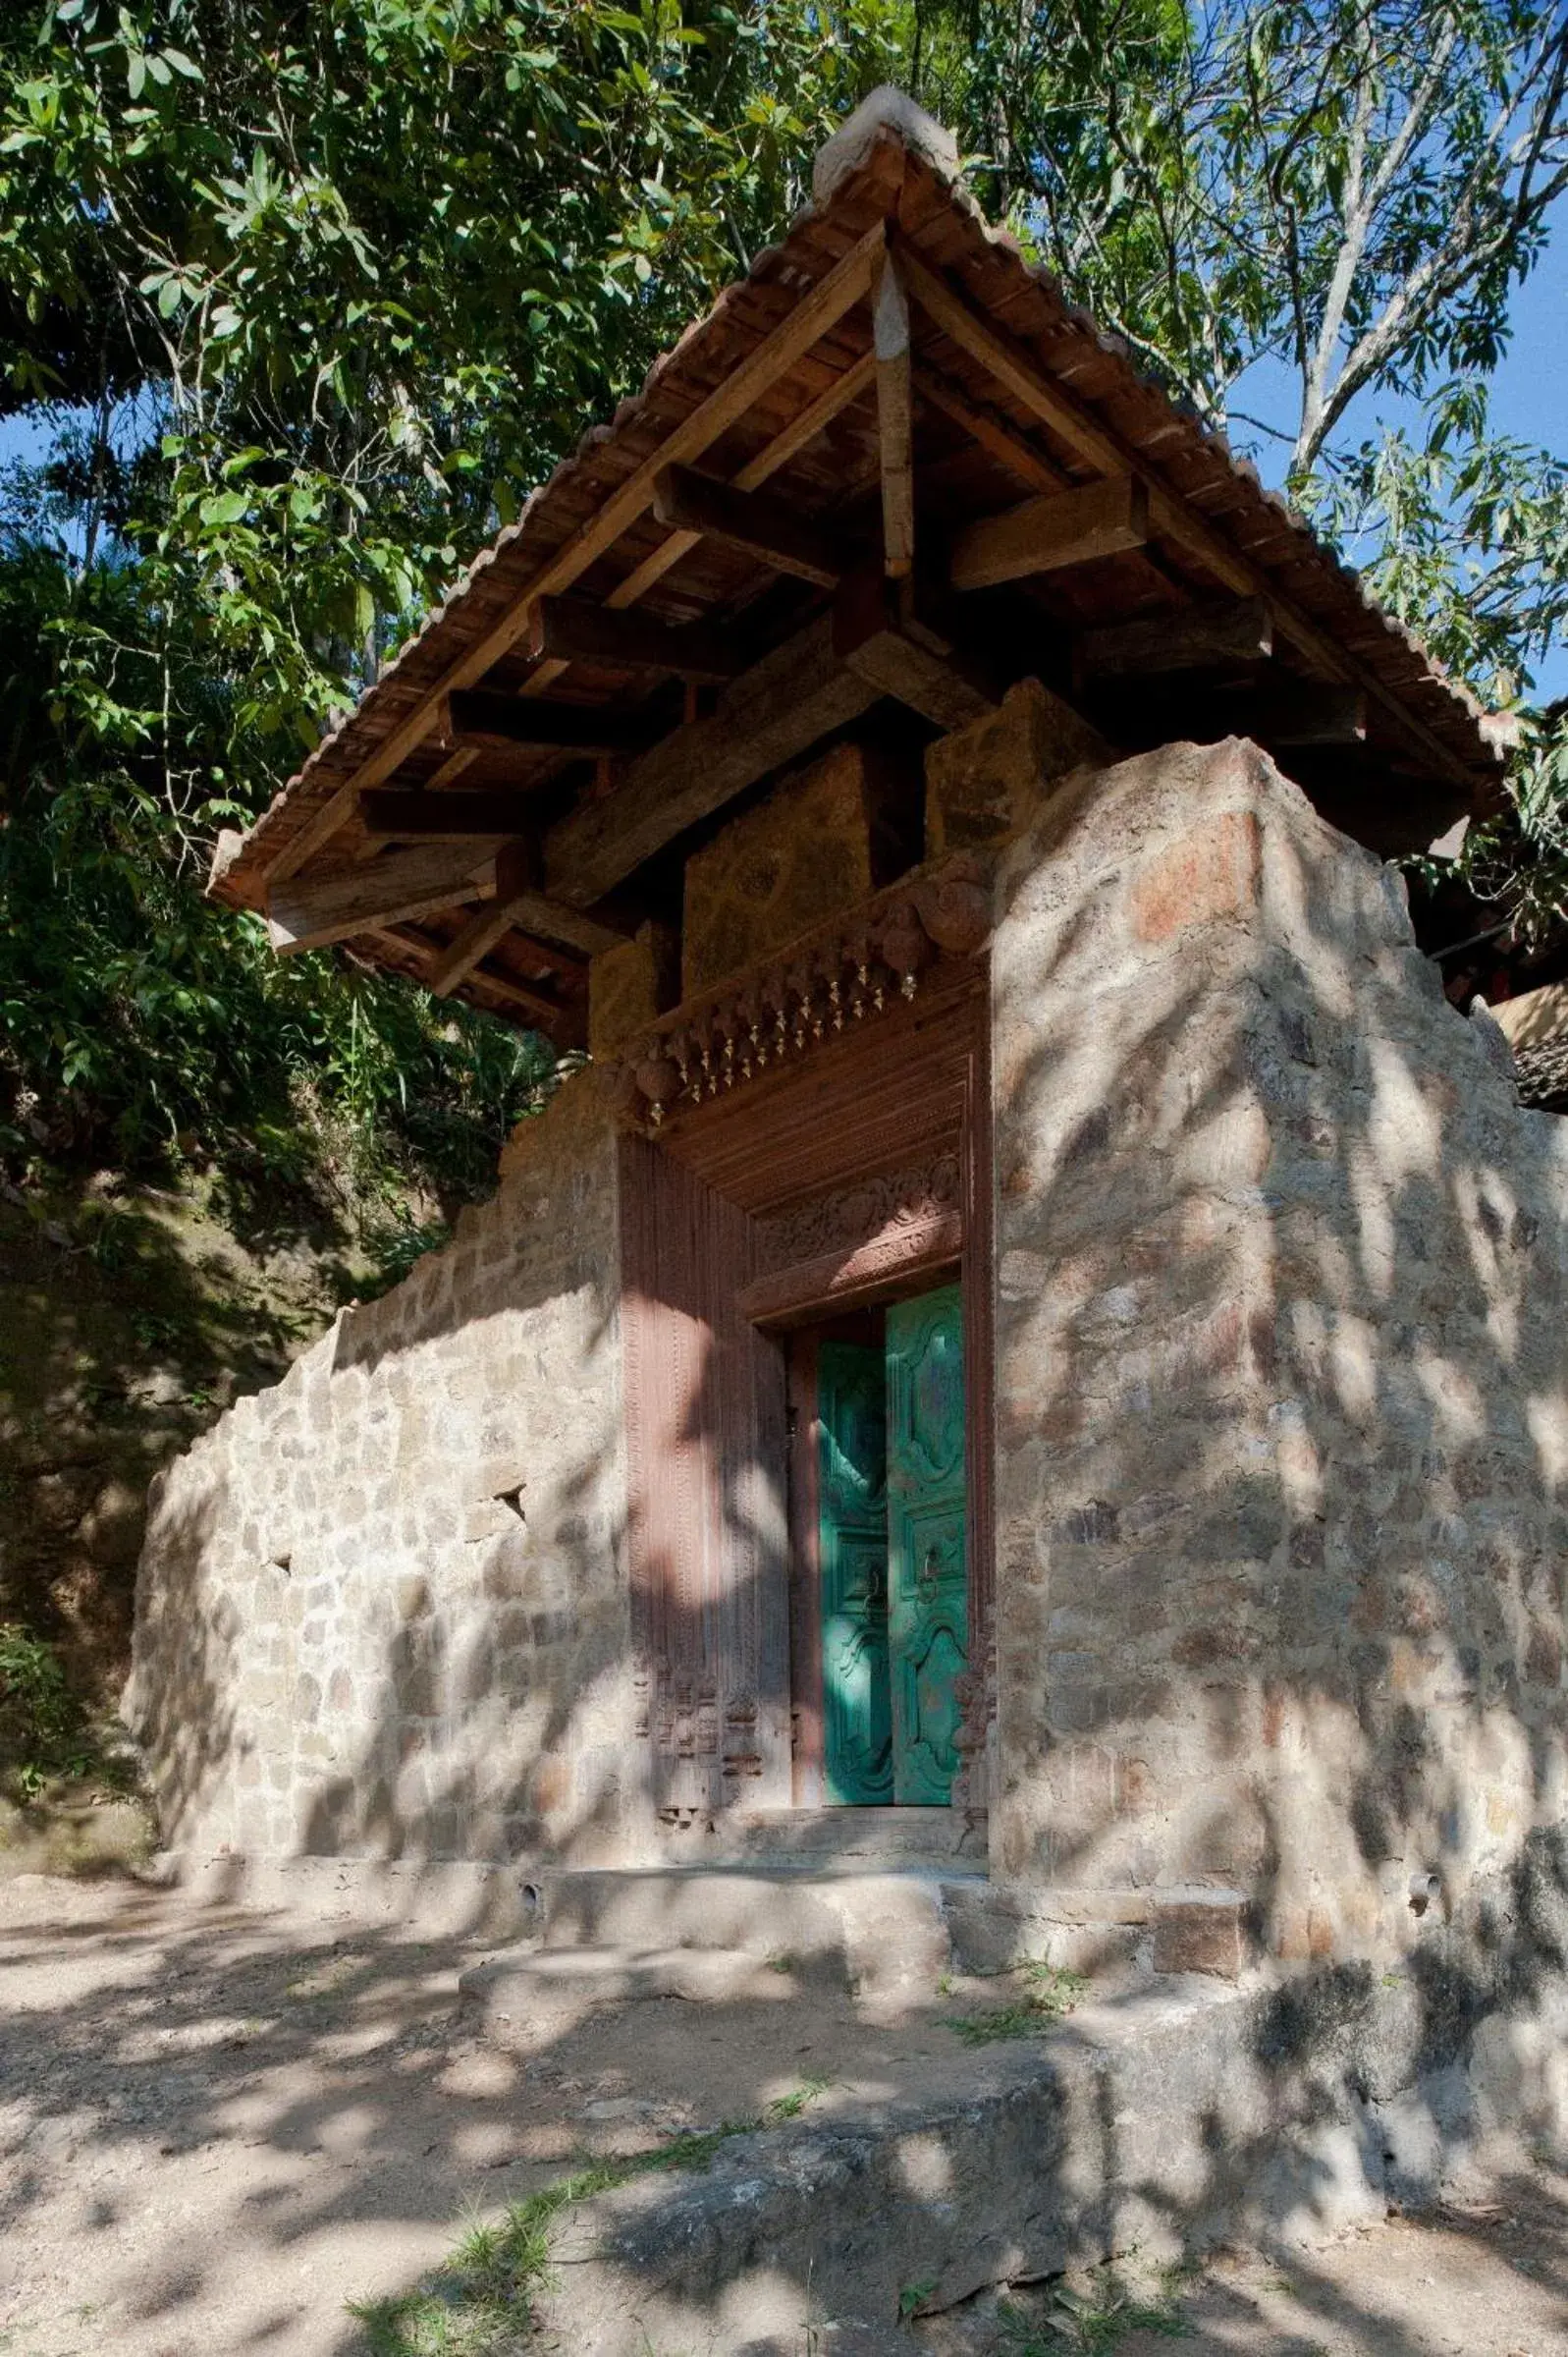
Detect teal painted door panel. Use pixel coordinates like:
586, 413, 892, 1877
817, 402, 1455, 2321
817, 1340, 892, 1805
886, 1284, 968, 1805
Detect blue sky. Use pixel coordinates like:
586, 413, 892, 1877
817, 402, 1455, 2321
1225, 199, 1568, 699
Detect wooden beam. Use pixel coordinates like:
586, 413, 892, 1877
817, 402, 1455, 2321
873, 252, 914, 579
1076, 596, 1274, 685
530, 596, 742, 682
268, 842, 499, 955
256, 221, 888, 868
544, 613, 879, 906
915, 370, 1068, 496
833, 570, 999, 731
949, 476, 1149, 592
260, 783, 359, 889
895, 241, 1484, 793
460, 966, 571, 1026
445, 691, 651, 755
651, 464, 843, 589
604, 352, 881, 615
425, 840, 624, 994
360, 790, 533, 842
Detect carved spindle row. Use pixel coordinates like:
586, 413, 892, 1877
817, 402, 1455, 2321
621, 861, 990, 1130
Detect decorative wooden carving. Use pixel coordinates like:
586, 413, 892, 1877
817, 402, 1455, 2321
614, 856, 991, 1132
620, 922, 997, 1840
950, 1630, 996, 1834
739, 1154, 962, 1325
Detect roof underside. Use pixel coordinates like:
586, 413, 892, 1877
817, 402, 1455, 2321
210, 104, 1505, 1047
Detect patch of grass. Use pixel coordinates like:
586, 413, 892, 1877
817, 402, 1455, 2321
1000, 2267, 1191, 2351
763, 2073, 830, 2122
945, 1962, 1089, 2047
899, 2277, 939, 2318
348, 2079, 832, 2354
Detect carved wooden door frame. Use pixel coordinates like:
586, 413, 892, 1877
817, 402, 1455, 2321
621, 954, 994, 1831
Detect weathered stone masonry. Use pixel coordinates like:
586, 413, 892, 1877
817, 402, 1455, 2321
992, 735, 1568, 1963
126, 1068, 637, 1866
130, 722, 1568, 1976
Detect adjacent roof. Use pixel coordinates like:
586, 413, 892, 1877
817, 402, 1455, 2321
210, 87, 1507, 1040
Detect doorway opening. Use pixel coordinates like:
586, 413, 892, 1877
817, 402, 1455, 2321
790, 1282, 968, 1806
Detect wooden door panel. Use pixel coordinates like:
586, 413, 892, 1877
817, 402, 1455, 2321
818, 1339, 892, 1805
887, 1285, 968, 1805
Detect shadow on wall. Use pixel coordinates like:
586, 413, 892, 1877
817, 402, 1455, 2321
987, 735, 1568, 1980
122, 1061, 791, 1892
106, 730, 1568, 2345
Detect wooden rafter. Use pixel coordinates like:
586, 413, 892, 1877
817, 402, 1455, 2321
652, 465, 843, 588
894, 241, 1480, 791
427, 842, 625, 996
601, 350, 878, 614
1076, 596, 1274, 684
833, 570, 998, 731
529, 596, 742, 681
914, 370, 1068, 496
269, 842, 499, 954
256, 222, 888, 878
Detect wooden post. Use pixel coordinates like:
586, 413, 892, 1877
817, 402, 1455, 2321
874, 251, 915, 579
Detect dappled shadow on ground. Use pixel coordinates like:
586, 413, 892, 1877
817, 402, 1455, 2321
4, 1874, 1568, 2357
0, 1874, 1002, 2357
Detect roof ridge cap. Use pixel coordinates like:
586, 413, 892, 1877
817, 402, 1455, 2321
813, 85, 961, 205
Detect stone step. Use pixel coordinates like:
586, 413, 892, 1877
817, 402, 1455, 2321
721, 1804, 984, 1868
519, 1864, 969, 2002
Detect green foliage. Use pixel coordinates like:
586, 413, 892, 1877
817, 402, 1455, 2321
0, 0, 897, 1207
0, 1622, 90, 1793
0, 0, 1563, 1209
1000, 2270, 1191, 2351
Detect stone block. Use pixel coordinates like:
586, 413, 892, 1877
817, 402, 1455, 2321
926, 677, 1107, 857
588, 921, 679, 1059
681, 740, 874, 997
1152, 1897, 1247, 1979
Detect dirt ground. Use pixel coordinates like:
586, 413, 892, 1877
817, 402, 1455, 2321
3, 1874, 1567, 2357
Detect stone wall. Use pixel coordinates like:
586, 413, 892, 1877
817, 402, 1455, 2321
991, 734, 1568, 1965
125, 1068, 640, 1869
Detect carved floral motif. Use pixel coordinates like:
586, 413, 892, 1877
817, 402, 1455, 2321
753, 1155, 962, 1277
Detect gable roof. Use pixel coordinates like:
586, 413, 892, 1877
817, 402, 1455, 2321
210, 88, 1506, 1041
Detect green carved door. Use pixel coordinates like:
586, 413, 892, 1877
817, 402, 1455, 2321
886, 1285, 969, 1804
817, 1340, 893, 1804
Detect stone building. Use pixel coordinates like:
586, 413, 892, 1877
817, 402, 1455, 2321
129, 91, 1567, 1978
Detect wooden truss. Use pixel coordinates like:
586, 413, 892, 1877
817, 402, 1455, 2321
218, 125, 1503, 1043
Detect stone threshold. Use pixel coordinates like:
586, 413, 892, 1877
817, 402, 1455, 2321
665, 1803, 988, 1872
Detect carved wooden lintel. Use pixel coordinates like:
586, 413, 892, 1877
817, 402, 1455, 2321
614, 855, 992, 1132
